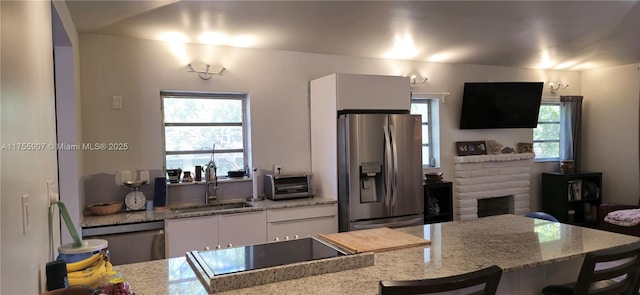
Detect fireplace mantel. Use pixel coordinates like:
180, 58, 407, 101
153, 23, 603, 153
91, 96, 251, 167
454, 153, 535, 164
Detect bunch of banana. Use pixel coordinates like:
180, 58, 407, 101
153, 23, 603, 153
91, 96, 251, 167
66, 251, 113, 288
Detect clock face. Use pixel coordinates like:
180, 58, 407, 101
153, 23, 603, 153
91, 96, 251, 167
125, 191, 146, 211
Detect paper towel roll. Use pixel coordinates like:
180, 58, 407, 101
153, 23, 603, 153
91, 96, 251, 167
252, 168, 260, 199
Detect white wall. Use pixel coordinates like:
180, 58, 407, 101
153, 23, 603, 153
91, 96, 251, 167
79, 34, 581, 213
581, 64, 640, 204
1, 1, 59, 294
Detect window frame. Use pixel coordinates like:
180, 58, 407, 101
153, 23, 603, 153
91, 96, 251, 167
160, 90, 249, 175
533, 100, 561, 162
411, 94, 443, 169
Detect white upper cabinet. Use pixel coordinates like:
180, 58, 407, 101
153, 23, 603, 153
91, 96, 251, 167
311, 73, 411, 112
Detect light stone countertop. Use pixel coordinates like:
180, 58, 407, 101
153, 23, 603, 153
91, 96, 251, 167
114, 214, 640, 295
80, 196, 337, 228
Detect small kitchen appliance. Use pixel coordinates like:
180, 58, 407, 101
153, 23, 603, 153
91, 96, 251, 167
123, 180, 147, 211
166, 169, 182, 183
263, 173, 314, 200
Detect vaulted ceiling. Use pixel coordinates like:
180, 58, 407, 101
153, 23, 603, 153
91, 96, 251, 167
66, 1, 640, 71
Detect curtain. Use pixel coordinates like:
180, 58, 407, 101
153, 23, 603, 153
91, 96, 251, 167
560, 96, 583, 171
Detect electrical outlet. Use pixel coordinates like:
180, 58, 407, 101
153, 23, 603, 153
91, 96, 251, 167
273, 164, 282, 175
22, 194, 30, 235
140, 170, 150, 183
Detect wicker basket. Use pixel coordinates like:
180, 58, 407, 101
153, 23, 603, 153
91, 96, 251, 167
87, 202, 123, 216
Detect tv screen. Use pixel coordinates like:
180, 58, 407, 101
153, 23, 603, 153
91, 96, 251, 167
459, 82, 543, 129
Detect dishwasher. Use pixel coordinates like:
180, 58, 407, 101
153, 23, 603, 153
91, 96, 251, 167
82, 220, 165, 265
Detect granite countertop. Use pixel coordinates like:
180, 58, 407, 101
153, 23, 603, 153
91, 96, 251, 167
114, 214, 640, 294
81, 196, 337, 228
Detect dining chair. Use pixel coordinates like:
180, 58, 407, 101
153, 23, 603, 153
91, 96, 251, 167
541, 242, 640, 295
525, 211, 559, 222
379, 265, 503, 295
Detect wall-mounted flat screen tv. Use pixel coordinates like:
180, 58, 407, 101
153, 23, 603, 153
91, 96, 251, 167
459, 82, 544, 129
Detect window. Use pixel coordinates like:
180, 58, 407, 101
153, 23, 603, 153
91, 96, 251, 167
410, 95, 441, 168
533, 102, 560, 160
161, 91, 248, 176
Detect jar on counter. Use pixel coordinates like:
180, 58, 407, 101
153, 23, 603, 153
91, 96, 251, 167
98, 271, 133, 295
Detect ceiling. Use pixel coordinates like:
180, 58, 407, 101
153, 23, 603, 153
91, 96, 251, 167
65, 1, 640, 71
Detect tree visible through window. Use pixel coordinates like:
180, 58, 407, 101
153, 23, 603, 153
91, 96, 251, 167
161, 91, 248, 176
534, 102, 560, 160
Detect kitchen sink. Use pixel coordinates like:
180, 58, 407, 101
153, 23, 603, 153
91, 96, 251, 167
171, 201, 253, 214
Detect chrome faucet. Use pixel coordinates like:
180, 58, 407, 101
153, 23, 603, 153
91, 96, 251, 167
205, 144, 218, 203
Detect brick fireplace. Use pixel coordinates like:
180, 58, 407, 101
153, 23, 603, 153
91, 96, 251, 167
454, 153, 535, 220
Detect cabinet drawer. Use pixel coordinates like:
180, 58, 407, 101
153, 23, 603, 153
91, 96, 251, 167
267, 204, 337, 223
267, 215, 337, 241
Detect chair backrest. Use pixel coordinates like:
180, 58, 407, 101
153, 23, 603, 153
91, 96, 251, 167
379, 265, 503, 295
524, 211, 559, 222
574, 242, 640, 295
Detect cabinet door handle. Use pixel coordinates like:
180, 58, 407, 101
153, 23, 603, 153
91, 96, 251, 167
227, 243, 233, 248
274, 237, 279, 241
204, 246, 210, 251
294, 235, 299, 239
216, 245, 221, 249
285, 236, 289, 240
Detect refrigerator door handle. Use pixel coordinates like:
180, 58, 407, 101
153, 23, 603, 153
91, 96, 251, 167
383, 124, 392, 208
389, 123, 398, 208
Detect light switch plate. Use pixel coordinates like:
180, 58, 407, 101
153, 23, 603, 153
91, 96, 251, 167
116, 170, 132, 185
22, 194, 30, 235
112, 96, 122, 109
47, 180, 59, 205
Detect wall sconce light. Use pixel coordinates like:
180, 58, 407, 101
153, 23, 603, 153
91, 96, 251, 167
187, 63, 226, 80
549, 82, 569, 94
410, 75, 428, 88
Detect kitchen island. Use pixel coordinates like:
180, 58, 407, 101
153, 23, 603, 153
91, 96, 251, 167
114, 214, 640, 294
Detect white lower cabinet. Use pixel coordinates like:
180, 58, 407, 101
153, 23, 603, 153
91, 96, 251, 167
165, 211, 267, 258
218, 211, 267, 248
165, 215, 219, 258
267, 204, 338, 241
165, 204, 337, 258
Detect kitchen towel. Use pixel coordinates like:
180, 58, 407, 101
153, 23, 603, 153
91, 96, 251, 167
153, 177, 167, 208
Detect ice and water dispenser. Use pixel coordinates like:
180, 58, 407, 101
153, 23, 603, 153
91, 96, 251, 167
359, 162, 383, 203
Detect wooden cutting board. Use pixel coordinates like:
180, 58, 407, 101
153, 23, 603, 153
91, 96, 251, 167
318, 227, 430, 253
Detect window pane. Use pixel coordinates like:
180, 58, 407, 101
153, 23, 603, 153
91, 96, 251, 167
534, 142, 559, 159
421, 125, 430, 145
533, 123, 560, 141
538, 104, 560, 122
164, 98, 242, 123
166, 152, 244, 176
411, 103, 429, 123
165, 126, 243, 151
422, 146, 430, 166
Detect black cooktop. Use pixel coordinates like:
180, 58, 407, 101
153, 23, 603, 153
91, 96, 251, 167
197, 237, 346, 276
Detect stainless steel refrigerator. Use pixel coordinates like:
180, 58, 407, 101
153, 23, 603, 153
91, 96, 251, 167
338, 113, 424, 232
